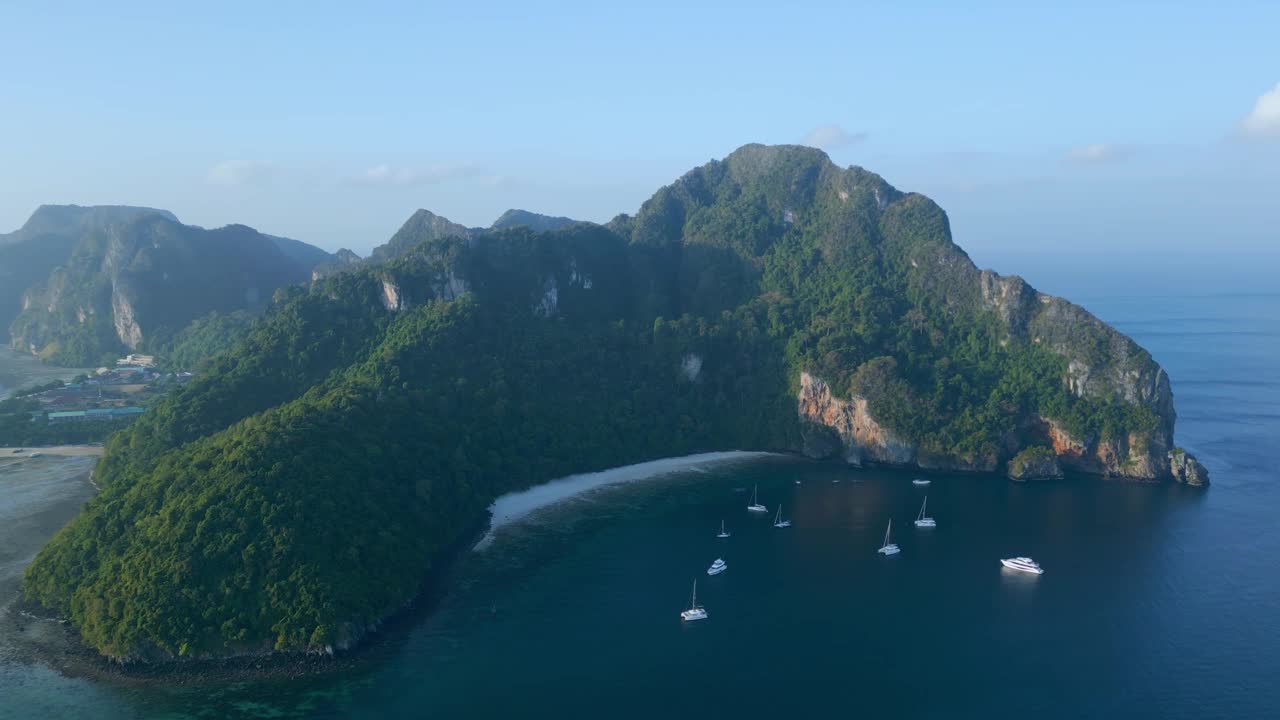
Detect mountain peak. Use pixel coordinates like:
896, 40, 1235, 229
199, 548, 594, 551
490, 209, 580, 233
2, 204, 178, 245
370, 209, 476, 262
723, 142, 833, 170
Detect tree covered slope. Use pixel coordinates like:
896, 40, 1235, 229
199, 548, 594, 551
23, 144, 1206, 661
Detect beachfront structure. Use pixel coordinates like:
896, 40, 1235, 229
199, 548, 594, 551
116, 354, 156, 368
47, 407, 146, 424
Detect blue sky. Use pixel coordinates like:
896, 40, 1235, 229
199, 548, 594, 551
2, 1, 1277, 289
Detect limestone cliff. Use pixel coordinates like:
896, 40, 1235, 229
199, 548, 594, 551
9, 215, 330, 365
797, 372, 916, 466
798, 368, 1200, 482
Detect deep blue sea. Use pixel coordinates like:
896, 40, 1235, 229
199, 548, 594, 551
0, 291, 1276, 719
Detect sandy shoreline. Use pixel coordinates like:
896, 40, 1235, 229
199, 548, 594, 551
476, 450, 782, 548
0, 445, 104, 458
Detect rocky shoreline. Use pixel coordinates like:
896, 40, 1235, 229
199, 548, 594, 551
797, 372, 1209, 485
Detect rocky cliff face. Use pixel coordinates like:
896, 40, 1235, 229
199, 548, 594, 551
768, 146, 1205, 484
0, 205, 178, 339
798, 368, 1199, 482
797, 372, 916, 466
9, 215, 329, 365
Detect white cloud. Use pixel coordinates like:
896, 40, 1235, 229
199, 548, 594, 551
1239, 82, 1280, 139
1068, 144, 1129, 162
354, 162, 485, 187
207, 160, 274, 186
801, 125, 868, 151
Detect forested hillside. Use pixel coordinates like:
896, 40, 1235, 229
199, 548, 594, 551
23, 144, 1205, 661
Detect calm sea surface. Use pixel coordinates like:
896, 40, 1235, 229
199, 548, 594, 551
0, 292, 1276, 719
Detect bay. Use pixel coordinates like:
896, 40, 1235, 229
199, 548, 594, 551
0, 291, 1275, 719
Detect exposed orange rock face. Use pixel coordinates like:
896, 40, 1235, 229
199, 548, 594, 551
1046, 418, 1089, 464
797, 372, 915, 466
798, 372, 1195, 482
1039, 418, 1166, 480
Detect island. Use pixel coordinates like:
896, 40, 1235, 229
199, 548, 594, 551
20, 143, 1207, 664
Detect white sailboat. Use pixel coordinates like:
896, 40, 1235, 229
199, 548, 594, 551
914, 496, 936, 528
747, 485, 767, 513
680, 579, 708, 621
877, 518, 901, 555
707, 558, 727, 576
717, 520, 730, 538
773, 504, 792, 528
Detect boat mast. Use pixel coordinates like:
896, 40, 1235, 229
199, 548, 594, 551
885, 519, 892, 545
691, 579, 697, 608
919, 497, 927, 520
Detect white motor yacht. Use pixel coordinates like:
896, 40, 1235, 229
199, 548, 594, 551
1000, 557, 1044, 574
707, 558, 727, 576
912, 478, 930, 486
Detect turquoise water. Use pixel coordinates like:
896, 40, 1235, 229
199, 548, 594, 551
1, 292, 1276, 719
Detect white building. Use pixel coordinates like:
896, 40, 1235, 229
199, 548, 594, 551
116, 354, 157, 368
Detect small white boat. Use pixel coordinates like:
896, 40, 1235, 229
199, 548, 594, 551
1001, 557, 1044, 574
877, 519, 900, 555
773, 505, 792, 528
28, 452, 42, 458
794, 479, 801, 485
717, 520, 730, 539
747, 485, 767, 513
912, 478, 930, 486
707, 558, 727, 576
914, 496, 936, 528
680, 580, 708, 621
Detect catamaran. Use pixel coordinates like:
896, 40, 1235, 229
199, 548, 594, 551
717, 520, 730, 538
773, 504, 792, 528
914, 497, 936, 528
877, 518, 900, 555
1000, 557, 1044, 574
680, 580, 708, 621
747, 485, 767, 513
707, 558, 727, 576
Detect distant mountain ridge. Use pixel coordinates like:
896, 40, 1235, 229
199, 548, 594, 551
0, 204, 177, 246
0, 205, 179, 340
2, 205, 335, 366
490, 209, 579, 233
366, 208, 583, 264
